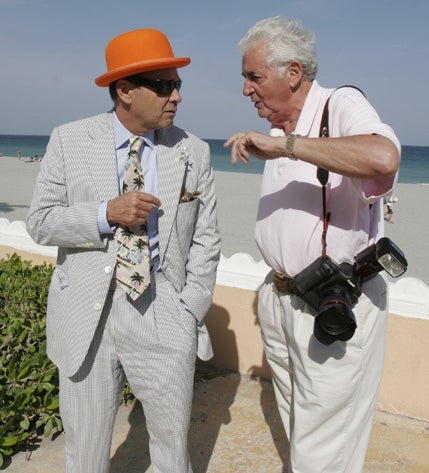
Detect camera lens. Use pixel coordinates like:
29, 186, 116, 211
313, 287, 357, 345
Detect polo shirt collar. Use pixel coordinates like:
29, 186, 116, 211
293, 80, 326, 137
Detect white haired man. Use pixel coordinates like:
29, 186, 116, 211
226, 16, 400, 473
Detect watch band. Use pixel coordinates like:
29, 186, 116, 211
285, 133, 301, 160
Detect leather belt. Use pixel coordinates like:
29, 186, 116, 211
272, 271, 294, 294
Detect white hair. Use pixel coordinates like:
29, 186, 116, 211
238, 16, 318, 79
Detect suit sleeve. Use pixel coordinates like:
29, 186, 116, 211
26, 127, 106, 249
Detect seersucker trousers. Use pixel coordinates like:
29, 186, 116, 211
59, 272, 196, 473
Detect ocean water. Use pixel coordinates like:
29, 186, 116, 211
1, 134, 428, 184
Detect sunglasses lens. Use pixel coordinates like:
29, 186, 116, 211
159, 82, 172, 94
133, 76, 182, 95
159, 80, 181, 94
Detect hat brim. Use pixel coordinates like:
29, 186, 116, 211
95, 57, 191, 87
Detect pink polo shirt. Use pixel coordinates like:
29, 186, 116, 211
255, 81, 401, 277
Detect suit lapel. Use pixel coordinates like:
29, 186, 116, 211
82, 119, 186, 262
156, 128, 187, 263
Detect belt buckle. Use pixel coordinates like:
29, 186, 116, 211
273, 271, 293, 294
273, 271, 288, 281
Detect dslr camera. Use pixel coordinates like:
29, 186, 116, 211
291, 237, 407, 345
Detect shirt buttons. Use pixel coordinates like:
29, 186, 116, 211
104, 266, 113, 274
94, 303, 102, 311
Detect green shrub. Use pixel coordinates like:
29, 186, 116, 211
0, 252, 135, 467
0, 253, 59, 467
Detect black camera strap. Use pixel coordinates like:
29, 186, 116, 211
317, 85, 365, 257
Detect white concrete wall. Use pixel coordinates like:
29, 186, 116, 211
1, 217, 428, 320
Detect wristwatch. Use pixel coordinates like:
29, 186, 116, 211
285, 133, 301, 160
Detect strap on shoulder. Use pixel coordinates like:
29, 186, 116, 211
317, 85, 365, 185
319, 85, 365, 138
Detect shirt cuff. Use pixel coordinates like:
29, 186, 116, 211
97, 201, 115, 235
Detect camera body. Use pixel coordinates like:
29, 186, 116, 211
291, 256, 361, 345
290, 237, 407, 345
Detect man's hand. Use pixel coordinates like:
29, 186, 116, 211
107, 191, 161, 227
224, 131, 286, 165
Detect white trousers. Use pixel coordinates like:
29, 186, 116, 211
258, 273, 388, 473
59, 274, 197, 473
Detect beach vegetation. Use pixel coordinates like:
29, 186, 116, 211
0, 253, 58, 466
0, 253, 134, 466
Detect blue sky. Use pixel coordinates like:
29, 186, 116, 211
1, 0, 428, 145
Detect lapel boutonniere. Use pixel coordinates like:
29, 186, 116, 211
176, 143, 192, 168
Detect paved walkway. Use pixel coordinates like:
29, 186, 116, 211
3, 365, 429, 472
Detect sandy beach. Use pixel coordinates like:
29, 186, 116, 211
1, 156, 428, 285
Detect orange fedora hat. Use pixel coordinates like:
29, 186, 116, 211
95, 28, 191, 87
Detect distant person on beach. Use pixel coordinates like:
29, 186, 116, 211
17, 149, 21, 160
27, 28, 220, 473
384, 193, 398, 223
225, 16, 400, 473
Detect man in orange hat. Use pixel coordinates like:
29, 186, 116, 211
27, 28, 221, 473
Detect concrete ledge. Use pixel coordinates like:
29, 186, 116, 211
207, 285, 429, 422
0, 218, 57, 258
389, 277, 429, 319
2, 217, 428, 322
216, 251, 429, 321
1, 218, 429, 421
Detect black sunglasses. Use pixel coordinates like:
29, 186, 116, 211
131, 76, 182, 95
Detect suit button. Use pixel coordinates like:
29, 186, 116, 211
94, 303, 102, 311
105, 266, 113, 274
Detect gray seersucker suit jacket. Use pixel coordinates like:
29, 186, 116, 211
27, 112, 221, 377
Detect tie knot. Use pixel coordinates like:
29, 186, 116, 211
129, 136, 144, 154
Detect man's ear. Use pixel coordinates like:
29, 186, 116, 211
116, 79, 133, 105
287, 61, 303, 88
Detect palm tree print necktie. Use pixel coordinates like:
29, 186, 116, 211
115, 136, 151, 300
